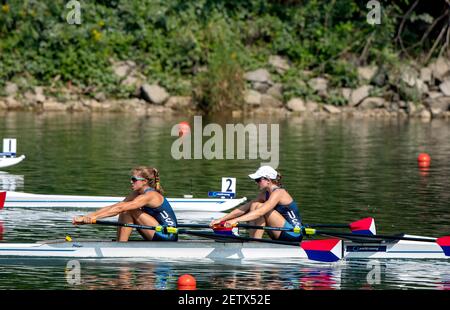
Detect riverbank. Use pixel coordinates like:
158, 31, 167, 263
1, 2, 449, 120
1, 56, 449, 121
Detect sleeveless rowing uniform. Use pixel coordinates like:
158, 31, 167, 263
265, 187, 303, 242
142, 188, 178, 241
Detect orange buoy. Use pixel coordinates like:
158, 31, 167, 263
417, 153, 431, 168
178, 274, 196, 290
178, 121, 191, 137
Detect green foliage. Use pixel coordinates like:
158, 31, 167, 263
281, 68, 317, 102
326, 89, 347, 106
193, 19, 246, 114
326, 60, 358, 88
0, 0, 446, 109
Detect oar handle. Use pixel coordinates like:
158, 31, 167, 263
305, 223, 348, 228
235, 223, 300, 232
178, 222, 301, 232
94, 220, 169, 233
181, 229, 300, 246
90, 220, 301, 245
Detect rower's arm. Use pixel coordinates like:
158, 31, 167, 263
214, 192, 265, 222
231, 191, 280, 223
86, 193, 149, 220
217, 201, 252, 222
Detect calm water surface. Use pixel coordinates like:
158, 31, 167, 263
0, 112, 450, 289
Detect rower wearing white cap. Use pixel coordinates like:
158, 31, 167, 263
210, 166, 302, 241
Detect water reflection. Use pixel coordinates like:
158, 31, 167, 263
0, 219, 4, 241
79, 263, 173, 290
0, 172, 24, 191
68, 259, 344, 290
298, 267, 342, 290
1, 257, 449, 290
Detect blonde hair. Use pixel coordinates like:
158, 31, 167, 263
272, 171, 282, 187
131, 166, 164, 194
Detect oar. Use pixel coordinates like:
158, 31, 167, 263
303, 227, 438, 242
177, 217, 376, 235
305, 217, 377, 236
177, 223, 299, 232
178, 217, 376, 235
176, 229, 302, 246
438, 237, 450, 256
304, 227, 450, 256
92, 219, 168, 232
92, 219, 300, 245
90, 220, 344, 262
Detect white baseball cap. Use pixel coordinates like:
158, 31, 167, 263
248, 166, 278, 180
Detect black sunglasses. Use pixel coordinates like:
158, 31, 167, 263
131, 176, 146, 183
255, 177, 265, 183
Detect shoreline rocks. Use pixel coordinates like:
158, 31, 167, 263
2, 56, 450, 120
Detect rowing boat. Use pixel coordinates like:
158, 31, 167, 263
0, 191, 247, 212
0, 236, 447, 260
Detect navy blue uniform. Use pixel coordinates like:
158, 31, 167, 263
142, 188, 178, 241
265, 188, 303, 242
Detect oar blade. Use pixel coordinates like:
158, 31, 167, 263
300, 239, 343, 262
349, 217, 376, 235
0, 191, 5, 210
437, 236, 450, 256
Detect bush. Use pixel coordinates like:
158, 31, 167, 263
193, 18, 246, 114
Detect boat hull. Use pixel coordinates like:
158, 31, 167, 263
0, 155, 25, 169
2, 191, 247, 212
0, 239, 447, 260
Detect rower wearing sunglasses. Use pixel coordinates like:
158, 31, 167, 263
72, 166, 178, 241
210, 166, 302, 241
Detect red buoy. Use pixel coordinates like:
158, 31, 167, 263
178, 274, 196, 290
417, 153, 431, 168
178, 121, 191, 137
